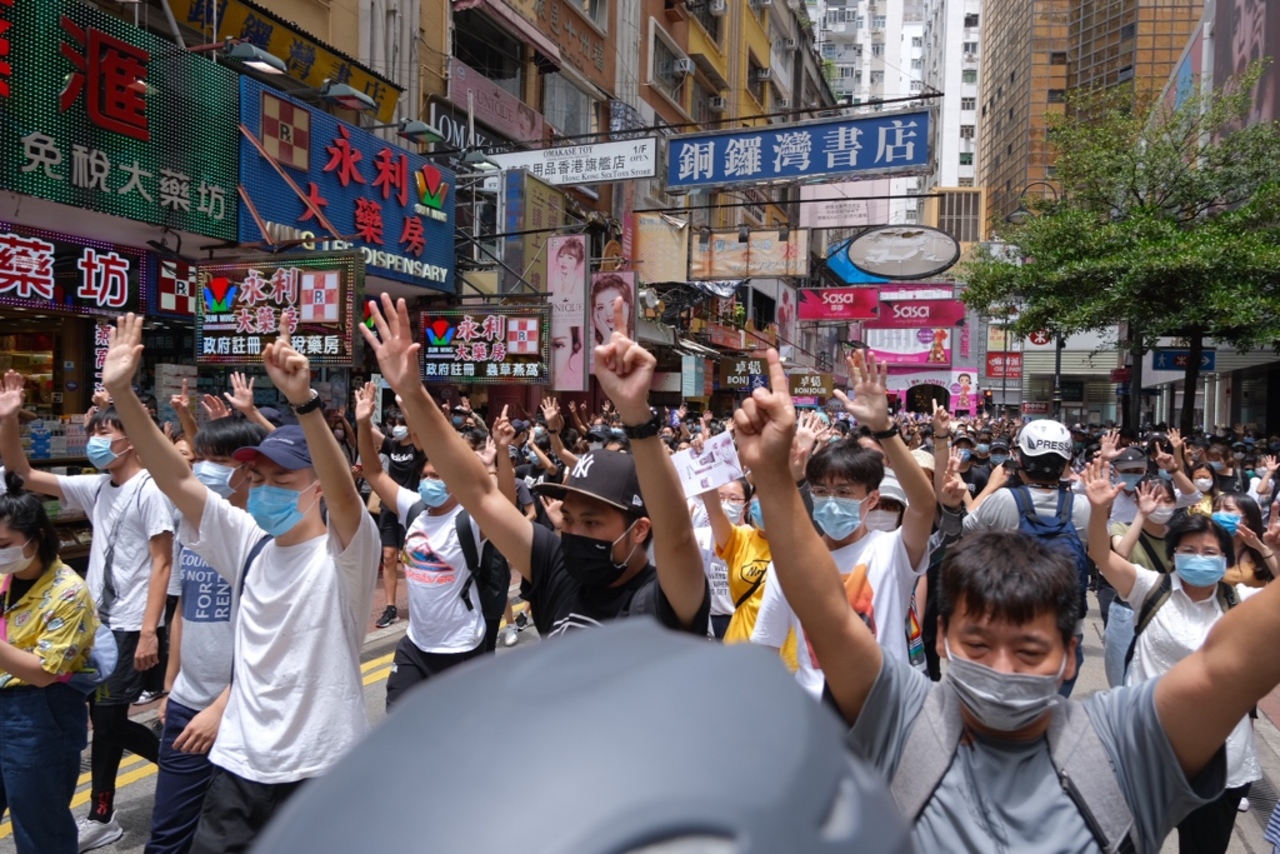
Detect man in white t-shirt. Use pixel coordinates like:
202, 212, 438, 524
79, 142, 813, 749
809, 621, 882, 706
98, 315, 379, 854
355, 382, 487, 709
0, 396, 173, 851
750, 355, 935, 698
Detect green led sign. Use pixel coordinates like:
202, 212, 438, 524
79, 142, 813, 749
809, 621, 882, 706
0, 0, 239, 240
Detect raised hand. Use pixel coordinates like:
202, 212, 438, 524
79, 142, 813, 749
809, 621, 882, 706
478, 436, 499, 468
795, 410, 820, 453
0, 371, 25, 421
493, 405, 516, 447
1263, 455, 1280, 475
932, 399, 952, 438
939, 451, 968, 508
359, 294, 422, 394
224, 371, 257, 413
1264, 506, 1280, 549
1098, 429, 1121, 463
1167, 428, 1185, 455
354, 381, 377, 423
1237, 522, 1265, 552
540, 495, 565, 531
170, 377, 192, 414
1083, 457, 1124, 509
733, 349, 796, 476
1155, 444, 1177, 472
101, 314, 145, 393
541, 397, 564, 433
592, 297, 657, 425
92, 389, 111, 410
1135, 481, 1161, 517
262, 337, 312, 406
199, 394, 230, 421
832, 350, 891, 432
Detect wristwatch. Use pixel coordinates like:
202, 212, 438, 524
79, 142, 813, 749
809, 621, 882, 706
290, 390, 325, 415
871, 426, 900, 441
621, 408, 663, 440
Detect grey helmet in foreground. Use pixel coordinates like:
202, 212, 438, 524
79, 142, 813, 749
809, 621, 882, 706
251, 622, 913, 854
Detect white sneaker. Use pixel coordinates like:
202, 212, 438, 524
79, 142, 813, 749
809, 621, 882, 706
502, 625, 519, 647
77, 814, 123, 852
1238, 797, 1251, 813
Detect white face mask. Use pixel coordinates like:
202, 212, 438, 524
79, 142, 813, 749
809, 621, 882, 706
391, 425, 409, 440
1193, 478, 1215, 492
0, 539, 35, 575
720, 501, 745, 524
863, 509, 900, 532
1146, 506, 1176, 525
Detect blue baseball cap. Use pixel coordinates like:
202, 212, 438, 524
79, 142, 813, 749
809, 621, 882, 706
233, 425, 313, 470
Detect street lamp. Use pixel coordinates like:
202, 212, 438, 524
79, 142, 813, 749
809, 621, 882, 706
187, 38, 287, 75
368, 119, 446, 145
1005, 181, 1061, 226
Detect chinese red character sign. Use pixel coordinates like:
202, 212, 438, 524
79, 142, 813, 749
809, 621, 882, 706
420, 308, 550, 385
196, 252, 363, 366
0, 0, 238, 240
0, 221, 146, 315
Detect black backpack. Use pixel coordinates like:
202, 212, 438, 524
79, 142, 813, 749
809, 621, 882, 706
405, 504, 510, 621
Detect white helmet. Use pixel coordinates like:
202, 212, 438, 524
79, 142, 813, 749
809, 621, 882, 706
1016, 420, 1073, 460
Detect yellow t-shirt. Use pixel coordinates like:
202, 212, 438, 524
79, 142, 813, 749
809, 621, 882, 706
718, 525, 798, 671
0, 561, 98, 689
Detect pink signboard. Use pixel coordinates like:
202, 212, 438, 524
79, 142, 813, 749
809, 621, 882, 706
448, 57, 543, 141
797, 287, 880, 321
866, 328, 952, 366
865, 299, 968, 329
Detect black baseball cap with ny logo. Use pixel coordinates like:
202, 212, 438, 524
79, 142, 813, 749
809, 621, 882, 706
532, 450, 648, 517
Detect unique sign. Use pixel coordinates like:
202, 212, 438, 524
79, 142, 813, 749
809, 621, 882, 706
719, 356, 767, 390
666, 110, 931, 192
239, 78, 455, 292
690, 230, 810, 280
489, 138, 657, 187
866, 327, 953, 366
0, 0, 238, 240
449, 57, 543, 141
195, 252, 362, 366
547, 235, 587, 392
844, 225, 961, 281
166, 0, 401, 123
0, 221, 147, 316
985, 352, 1023, 380
420, 307, 550, 384
864, 298, 967, 329
797, 287, 880, 321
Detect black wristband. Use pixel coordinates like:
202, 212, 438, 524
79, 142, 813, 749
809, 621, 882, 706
291, 391, 324, 415
871, 426, 900, 441
621, 409, 663, 440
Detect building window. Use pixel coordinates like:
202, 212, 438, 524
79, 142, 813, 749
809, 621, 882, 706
959, 152, 973, 165
692, 79, 715, 124
1118, 65, 1134, 82
912, 36, 923, 47
870, 70, 884, 84
579, 0, 607, 31
963, 13, 979, 27
871, 15, 886, 28
453, 10, 524, 99
961, 97, 976, 110
854, 16, 864, 28
903, 208, 919, 223
1050, 51, 1067, 65
911, 58, 922, 69
691, 3, 722, 41
839, 66, 854, 79
652, 35, 688, 104
1047, 89, 1065, 103
543, 72, 598, 137
822, 43, 835, 58
957, 177, 974, 187
910, 80, 922, 91
1120, 22, 1136, 40
747, 55, 766, 104
962, 42, 978, 54
959, 124, 975, 138
872, 42, 885, 57
961, 69, 977, 83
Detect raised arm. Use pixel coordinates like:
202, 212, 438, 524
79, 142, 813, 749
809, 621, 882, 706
490, 407, 519, 507
541, 398, 579, 469
1082, 458, 1139, 600
224, 371, 276, 434
1109, 482, 1159, 559
169, 378, 199, 445
738, 349, 882, 725
355, 381, 401, 511
361, 295, 535, 580
595, 298, 705, 628
700, 485, 735, 551
0, 372, 62, 499
260, 336, 364, 551
99, 316, 208, 528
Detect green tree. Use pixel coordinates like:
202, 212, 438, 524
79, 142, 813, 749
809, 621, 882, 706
962, 62, 1280, 432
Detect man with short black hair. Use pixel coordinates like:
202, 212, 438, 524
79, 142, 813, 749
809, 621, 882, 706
375, 408, 426, 629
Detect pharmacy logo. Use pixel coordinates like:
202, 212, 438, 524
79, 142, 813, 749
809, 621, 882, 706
416, 165, 450, 210
425, 318, 455, 347
203, 276, 237, 313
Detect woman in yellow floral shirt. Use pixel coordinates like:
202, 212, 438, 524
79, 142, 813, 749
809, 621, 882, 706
0, 472, 98, 854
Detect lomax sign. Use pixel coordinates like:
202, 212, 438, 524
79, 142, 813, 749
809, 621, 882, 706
864, 299, 967, 329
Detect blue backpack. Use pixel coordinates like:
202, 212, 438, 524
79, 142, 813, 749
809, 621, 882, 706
1010, 486, 1090, 618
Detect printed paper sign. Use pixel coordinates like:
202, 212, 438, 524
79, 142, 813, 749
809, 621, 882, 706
674, 431, 745, 499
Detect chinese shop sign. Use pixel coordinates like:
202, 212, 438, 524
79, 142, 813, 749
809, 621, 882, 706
238, 78, 456, 293
0, 221, 147, 316
195, 252, 362, 366
0, 0, 238, 240
420, 307, 551, 384
166, 0, 401, 124
718, 357, 768, 391
667, 110, 931, 192
488, 139, 657, 187
788, 373, 834, 399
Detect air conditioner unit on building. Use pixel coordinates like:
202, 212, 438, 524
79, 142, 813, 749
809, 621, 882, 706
708, 96, 728, 111
753, 67, 773, 81
777, 97, 792, 107
673, 57, 696, 75
709, 0, 727, 15
784, 37, 799, 50
752, 0, 773, 8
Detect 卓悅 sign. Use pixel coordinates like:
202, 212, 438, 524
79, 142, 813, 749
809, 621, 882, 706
238, 78, 456, 293
0, 221, 147, 316
421, 307, 551, 384
789, 373, 833, 398
797, 287, 880, 321
985, 352, 1023, 380
864, 299, 968, 329
195, 252, 362, 366
167, 0, 401, 124
0, 0, 239, 240
488, 139, 657, 187
718, 357, 768, 391
666, 110, 930, 192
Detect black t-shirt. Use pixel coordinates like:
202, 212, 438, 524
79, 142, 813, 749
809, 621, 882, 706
380, 436, 427, 489
961, 463, 990, 497
519, 524, 710, 638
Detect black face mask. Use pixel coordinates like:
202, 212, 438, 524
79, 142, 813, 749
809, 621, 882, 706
560, 523, 639, 589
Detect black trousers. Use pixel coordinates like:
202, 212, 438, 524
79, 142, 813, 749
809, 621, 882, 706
385, 634, 487, 712
189, 767, 304, 854
1177, 782, 1251, 854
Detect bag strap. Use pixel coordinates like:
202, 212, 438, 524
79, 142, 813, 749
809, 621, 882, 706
98, 474, 152, 622
455, 509, 482, 612
1056, 489, 1074, 525
889, 682, 966, 820
1047, 701, 1138, 853
230, 535, 271, 687
734, 574, 766, 610
1135, 530, 1166, 573
1010, 485, 1037, 521
1124, 573, 1174, 671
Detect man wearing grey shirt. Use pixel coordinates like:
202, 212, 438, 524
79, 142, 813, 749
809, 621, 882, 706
733, 347, 1280, 853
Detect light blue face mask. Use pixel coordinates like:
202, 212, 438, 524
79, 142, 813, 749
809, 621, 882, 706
976, 443, 990, 455
86, 436, 121, 470
958, 449, 972, 463
247, 483, 318, 537
990, 454, 1009, 466
749, 497, 765, 530
812, 496, 862, 540
417, 477, 451, 508
1210, 511, 1241, 536
194, 461, 240, 498
1174, 553, 1227, 587
1116, 472, 1143, 492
